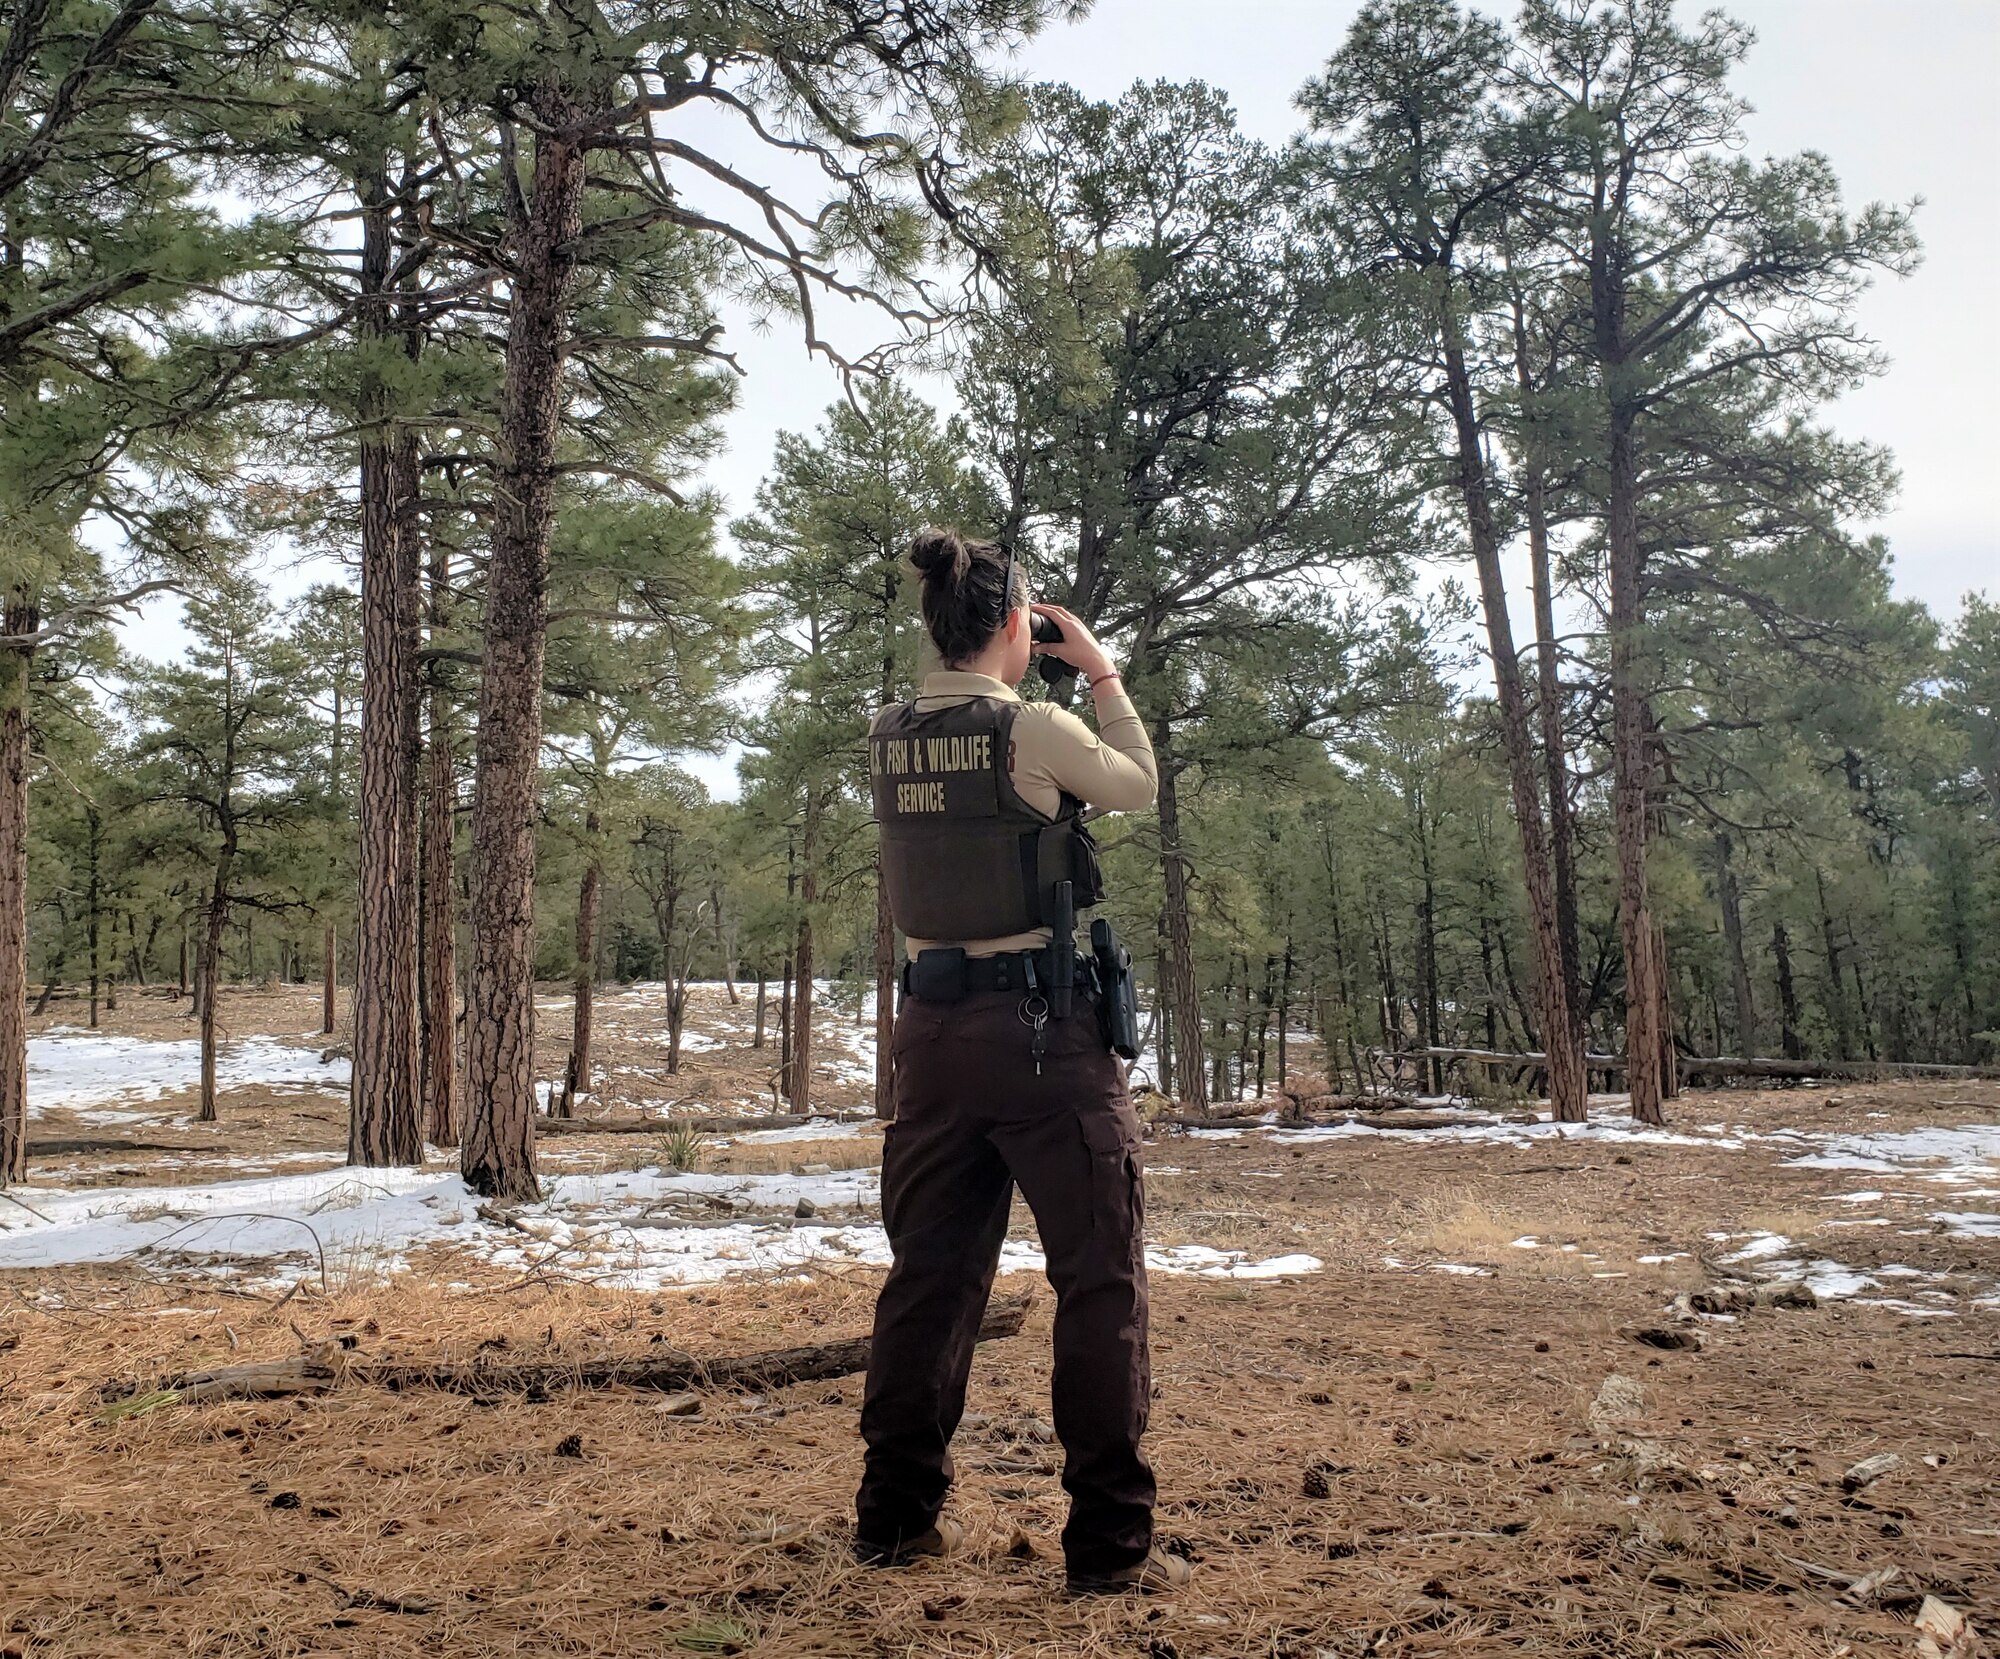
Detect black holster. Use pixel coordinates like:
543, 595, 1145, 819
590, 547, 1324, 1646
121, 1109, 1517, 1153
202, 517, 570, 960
1090, 918, 1140, 1060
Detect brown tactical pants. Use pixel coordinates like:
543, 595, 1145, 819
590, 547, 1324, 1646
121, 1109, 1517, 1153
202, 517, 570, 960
856, 990, 1155, 1575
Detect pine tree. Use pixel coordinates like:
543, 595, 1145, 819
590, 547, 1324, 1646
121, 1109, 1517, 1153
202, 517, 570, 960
736, 381, 986, 1115
125, 576, 312, 1121
0, 0, 262, 1180
433, 0, 1076, 1198
1514, 0, 1919, 1120
960, 79, 1421, 1109
1295, 0, 1592, 1121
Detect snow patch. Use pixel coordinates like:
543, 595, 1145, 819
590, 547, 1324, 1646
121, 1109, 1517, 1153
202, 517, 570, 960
0, 1160, 1319, 1291
27, 1031, 349, 1121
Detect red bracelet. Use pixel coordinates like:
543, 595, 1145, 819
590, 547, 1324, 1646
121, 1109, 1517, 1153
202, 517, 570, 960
1089, 672, 1122, 692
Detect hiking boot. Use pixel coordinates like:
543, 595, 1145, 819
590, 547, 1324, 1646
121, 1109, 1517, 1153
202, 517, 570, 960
854, 1517, 964, 1567
1066, 1547, 1193, 1597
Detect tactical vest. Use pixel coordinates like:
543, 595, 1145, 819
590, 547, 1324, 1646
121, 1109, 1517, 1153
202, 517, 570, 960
869, 695, 1103, 942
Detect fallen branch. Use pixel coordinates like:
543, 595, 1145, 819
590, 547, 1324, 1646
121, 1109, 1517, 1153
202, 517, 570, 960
123, 1292, 1032, 1405
535, 1111, 877, 1136
1425, 1045, 2000, 1083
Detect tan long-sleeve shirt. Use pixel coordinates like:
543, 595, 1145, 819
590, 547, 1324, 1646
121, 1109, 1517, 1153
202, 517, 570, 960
892, 670, 1158, 957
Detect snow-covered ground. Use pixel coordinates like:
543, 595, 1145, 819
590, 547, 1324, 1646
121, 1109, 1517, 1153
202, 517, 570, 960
0, 1160, 1321, 1292
26, 1031, 349, 1122
1243, 1104, 2000, 1183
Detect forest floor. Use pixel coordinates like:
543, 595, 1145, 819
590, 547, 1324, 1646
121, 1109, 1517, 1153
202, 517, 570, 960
0, 986, 1995, 1657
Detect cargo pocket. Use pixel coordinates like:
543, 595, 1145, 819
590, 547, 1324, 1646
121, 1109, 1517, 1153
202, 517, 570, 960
1077, 1104, 1142, 1247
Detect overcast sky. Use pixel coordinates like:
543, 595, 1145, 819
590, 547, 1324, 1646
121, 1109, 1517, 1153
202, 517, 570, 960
707, 0, 1999, 624
118, 0, 1998, 693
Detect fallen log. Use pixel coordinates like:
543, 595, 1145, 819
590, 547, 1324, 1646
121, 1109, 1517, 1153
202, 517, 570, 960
535, 1111, 877, 1136
129, 1293, 1031, 1406
1153, 1107, 1484, 1133
1424, 1046, 2000, 1083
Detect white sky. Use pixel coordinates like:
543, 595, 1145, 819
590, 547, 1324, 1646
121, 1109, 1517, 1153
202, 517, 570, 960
119, 0, 1997, 762
710, 0, 1999, 617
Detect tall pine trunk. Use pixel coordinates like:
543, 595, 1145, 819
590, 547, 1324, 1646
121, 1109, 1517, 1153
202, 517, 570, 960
422, 689, 459, 1146
321, 922, 336, 1036
1441, 335, 1589, 1122
464, 92, 587, 1200
1606, 408, 1665, 1125
0, 600, 32, 1184
558, 815, 601, 1118
197, 843, 233, 1124
1715, 832, 1757, 1055
1154, 726, 1208, 1112
1514, 299, 1585, 1047
349, 172, 423, 1169
86, 808, 100, 1028
873, 859, 895, 1119
786, 794, 818, 1114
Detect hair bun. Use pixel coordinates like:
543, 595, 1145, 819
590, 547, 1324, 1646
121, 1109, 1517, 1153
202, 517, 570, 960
908, 526, 970, 584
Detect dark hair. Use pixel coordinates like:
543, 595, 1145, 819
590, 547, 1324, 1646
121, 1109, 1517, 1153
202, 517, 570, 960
908, 526, 1025, 665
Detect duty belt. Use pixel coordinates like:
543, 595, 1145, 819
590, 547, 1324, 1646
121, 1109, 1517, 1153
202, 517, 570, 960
900, 947, 1097, 1003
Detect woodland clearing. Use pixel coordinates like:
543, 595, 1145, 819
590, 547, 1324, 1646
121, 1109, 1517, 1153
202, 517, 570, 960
0, 987, 1993, 1658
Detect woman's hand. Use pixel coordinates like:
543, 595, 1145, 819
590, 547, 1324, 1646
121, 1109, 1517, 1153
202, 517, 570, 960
1030, 603, 1119, 685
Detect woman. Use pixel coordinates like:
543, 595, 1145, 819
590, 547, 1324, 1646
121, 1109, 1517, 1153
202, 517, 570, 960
854, 526, 1190, 1597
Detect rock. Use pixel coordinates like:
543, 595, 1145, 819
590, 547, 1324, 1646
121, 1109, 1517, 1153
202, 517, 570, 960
1761, 1281, 1818, 1310
1014, 1416, 1055, 1444
651, 1392, 702, 1417
1841, 1451, 1901, 1493
793, 1197, 817, 1219
1690, 1282, 1759, 1315
796, 1162, 833, 1177
1004, 1526, 1038, 1559
1916, 1595, 1980, 1659
1589, 1374, 1646, 1430
1623, 1325, 1700, 1351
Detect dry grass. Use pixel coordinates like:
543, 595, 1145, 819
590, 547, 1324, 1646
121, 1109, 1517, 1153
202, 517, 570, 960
710, 1138, 885, 1178
2, 1263, 1995, 1657
6, 991, 1999, 1654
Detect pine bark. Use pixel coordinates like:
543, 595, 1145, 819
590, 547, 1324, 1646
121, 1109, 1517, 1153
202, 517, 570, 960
1715, 833, 1757, 1055
197, 840, 232, 1124
872, 848, 895, 1120
349, 174, 423, 1169
1440, 334, 1590, 1122
463, 92, 588, 1201
1606, 408, 1665, 1125
0, 600, 32, 1184
321, 923, 336, 1036
1514, 300, 1585, 1044
786, 795, 818, 1114
1153, 724, 1209, 1112
557, 817, 601, 1119
1772, 920, 1803, 1058
421, 687, 459, 1147
85, 808, 100, 1028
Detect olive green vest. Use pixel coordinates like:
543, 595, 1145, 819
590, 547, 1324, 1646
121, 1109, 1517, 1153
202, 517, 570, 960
868, 695, 1101, 942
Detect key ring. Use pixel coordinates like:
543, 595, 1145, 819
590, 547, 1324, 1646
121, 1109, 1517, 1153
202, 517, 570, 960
1018, 994, 1050, 1028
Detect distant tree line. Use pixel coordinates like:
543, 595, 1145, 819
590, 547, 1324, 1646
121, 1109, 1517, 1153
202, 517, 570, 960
4, 0, 1993, 1196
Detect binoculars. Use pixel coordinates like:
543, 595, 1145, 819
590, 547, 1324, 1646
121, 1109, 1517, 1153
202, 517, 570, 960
1031, 612, 1073, 686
